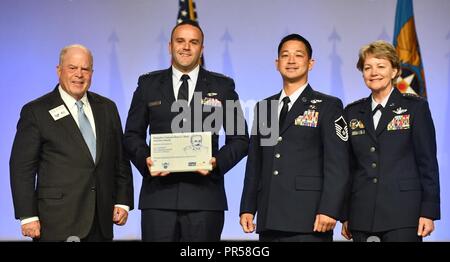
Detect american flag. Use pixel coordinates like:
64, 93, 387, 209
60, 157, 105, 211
176, 0, 204, 66
177, 0, 199, 24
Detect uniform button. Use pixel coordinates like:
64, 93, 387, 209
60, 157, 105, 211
373, 178, 378, 184
273, 170, 279, 176
370, 147, 376, 153
371, 162, 377, 168
91, 187, 96, 191
275, 153, 281, 159
277, 136, 282, 142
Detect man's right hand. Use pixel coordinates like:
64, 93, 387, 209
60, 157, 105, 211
146, 157, 170, 177
22, 220, 41, 239
240, 213, 256, 233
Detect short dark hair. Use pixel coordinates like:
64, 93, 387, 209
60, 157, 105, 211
277, 34, 312, 58
171, 20, 204, 44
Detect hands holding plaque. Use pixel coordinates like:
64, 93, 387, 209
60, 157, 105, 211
148, 132, 216, 176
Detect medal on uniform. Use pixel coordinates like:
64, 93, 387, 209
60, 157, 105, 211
387, 114, 410, 130
295, 110, 319, 127
350, 119, 365, 136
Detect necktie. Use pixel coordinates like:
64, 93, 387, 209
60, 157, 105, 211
279, 96, 291, 127
372, 104, 383, 129
177, 74, 190, 101
372, 104, 383, 116
75, 100, 96, 161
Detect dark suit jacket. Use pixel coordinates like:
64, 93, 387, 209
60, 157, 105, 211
240, 85, 350, 233
124, 67, 249, 211
10, 86, 134, 241
344, 88, 440, 232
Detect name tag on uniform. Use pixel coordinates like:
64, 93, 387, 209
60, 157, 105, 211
295, 110, 319, 127
148, 100, 162, 107
351, 130, 366, 136
387, 114, 410, 131
49, 105, 69, 121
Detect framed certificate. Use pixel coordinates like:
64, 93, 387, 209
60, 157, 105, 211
150, 132, 212, 172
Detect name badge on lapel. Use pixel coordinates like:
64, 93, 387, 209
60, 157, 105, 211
387, 114, 410, 131
295, 110, 319, 127
49, 105, 70, 121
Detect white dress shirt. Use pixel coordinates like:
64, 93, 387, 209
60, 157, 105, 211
172, 65, 200, 104
371, 87, 394, 129
59, 85, 96, 137
278, 82, 309, 117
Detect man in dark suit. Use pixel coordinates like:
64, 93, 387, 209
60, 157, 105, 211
123, 21, 249, 242
10, 44, 134, 241
240, 34, 350, 242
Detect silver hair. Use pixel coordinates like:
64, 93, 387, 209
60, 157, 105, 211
59, 44, 93, 68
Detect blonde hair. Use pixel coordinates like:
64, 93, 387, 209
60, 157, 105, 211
356, 40, 401, 81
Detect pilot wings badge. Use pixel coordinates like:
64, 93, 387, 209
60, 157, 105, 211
392, 107, 408, 114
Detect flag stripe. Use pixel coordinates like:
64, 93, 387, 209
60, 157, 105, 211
188, 0, 196, 20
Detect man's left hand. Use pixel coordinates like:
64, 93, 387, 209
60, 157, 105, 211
196, 157, 217, 176
113, 207, 128, 226
417, 217, 434, 237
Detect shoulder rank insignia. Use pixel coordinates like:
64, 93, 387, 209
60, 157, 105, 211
334, 116, 348, 141
346, 97, 367, 108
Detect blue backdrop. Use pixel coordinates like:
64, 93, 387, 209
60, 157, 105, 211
1, 0, 449, 241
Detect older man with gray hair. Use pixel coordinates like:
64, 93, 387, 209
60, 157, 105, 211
10, 44, 133, 241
